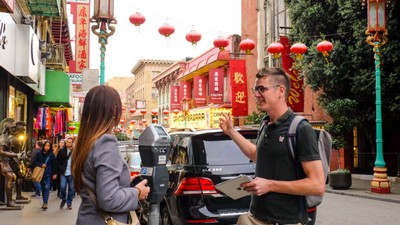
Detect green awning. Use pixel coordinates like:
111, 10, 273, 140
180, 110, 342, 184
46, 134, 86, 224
34, 70, 72, 107
27, 0, 61, 17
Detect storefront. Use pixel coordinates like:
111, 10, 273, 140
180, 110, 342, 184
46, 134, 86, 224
0, 14, 45, 149
169, 35, 249, 129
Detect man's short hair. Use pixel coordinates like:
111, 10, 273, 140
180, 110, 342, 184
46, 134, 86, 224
255, 67, 291, 99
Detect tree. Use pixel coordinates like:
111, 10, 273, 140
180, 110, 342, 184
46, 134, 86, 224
285, 0, 400, 154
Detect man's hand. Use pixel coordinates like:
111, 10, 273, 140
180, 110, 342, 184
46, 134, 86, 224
241, 177, 272, 196
219, 113, 234, 135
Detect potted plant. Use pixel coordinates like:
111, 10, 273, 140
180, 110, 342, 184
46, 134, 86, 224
328, 168, 352, 189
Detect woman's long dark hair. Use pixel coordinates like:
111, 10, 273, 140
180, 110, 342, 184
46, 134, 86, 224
72, 85, 122, 193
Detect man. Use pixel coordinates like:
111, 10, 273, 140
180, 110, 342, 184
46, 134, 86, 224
30, 141, 43, 198
56, 137, 75, 209
219, 68, 325, 225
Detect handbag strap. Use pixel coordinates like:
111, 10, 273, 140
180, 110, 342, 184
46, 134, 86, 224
82, 176, 131, 224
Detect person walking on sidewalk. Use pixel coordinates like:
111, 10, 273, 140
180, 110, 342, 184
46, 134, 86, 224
57, 137, 75, 209
34, 140, 57, 210
219, 68, 325, 225
30, 141, 43, 198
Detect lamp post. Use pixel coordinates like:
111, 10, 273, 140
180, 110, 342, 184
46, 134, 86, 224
90, 0, 117, 85
364, 0, 390, 193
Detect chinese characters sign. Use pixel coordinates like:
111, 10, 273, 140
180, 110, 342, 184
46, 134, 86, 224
229, 60, 248, 116
280, 36, 304, 112
179, 81, 192, 101
75, 3, 89, 72
208, 68, 224, 104
170, 85, 181, 111
193, 76, 207, 106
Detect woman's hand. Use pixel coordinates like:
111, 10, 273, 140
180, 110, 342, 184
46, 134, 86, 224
135, 179, 150, 201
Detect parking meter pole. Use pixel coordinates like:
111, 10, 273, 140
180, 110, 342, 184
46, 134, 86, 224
139, 124, 170, 225
148, 204, 160, 225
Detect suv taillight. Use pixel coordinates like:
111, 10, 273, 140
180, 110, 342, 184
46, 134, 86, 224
175, 177, 218, 195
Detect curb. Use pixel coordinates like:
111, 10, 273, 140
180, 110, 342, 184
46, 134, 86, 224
326, 189, 400, 204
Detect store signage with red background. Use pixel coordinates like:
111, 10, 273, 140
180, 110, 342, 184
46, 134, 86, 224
179, 81, 192, 100
229, 60, 248, 116
0, 0, 14, 13
280, 36, 304, 112
193, 76, 207, 106
69, 2, 90, 73
208, 68, 224, 104
170, 86, 181, 111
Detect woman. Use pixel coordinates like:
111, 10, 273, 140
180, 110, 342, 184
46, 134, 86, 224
72, 85, 149, 224
53, 139, 66, 197
34, 140, 57, 210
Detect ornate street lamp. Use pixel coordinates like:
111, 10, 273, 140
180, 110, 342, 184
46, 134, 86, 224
364, 0, 390, 193
90, 0, 117, 85
182, 99, 190, 129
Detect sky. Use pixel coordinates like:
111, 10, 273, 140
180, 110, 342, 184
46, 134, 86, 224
69, 0, 241, 82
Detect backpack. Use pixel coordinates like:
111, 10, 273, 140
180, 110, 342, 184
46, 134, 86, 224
287, 115, 332, 208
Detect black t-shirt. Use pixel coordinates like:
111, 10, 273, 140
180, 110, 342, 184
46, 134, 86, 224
250, 109, 320, 224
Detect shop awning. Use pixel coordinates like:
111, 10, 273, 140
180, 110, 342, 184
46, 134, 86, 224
51, 18, 73, 64
178, 48, 230, 81
27, 0, 62, 17
34, 70, 72, 107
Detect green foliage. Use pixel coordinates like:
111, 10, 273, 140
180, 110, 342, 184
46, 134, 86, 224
285, 0, 400, 151
329, 168, 351, 174
115, 132, 129, 141
245, 111, 266, 125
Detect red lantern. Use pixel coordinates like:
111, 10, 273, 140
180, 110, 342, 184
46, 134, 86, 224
267, 42, 284, 58
186, 30, 201, 46
317, 40, 333, 57
142, 119, 147, 123
173, 109, 180, 115
129, 12, 145, 27
130, 120, 136, 124
239, 38, 256, 55
68, 125, 76, 131
129, 108, 136, 114
162, 109, 169, 115
152, 118, 158, 123
213, 36, 229, 51
140, 109, 147, 115
151, 109, 158, 116
290, 43, 308, 60
159, 23, 175, 38
164, 116, 169, 121
120, 119, 125, 124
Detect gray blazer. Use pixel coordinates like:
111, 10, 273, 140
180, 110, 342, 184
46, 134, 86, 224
76, 134, 139, 225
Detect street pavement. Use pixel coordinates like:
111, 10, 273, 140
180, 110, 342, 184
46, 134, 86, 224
1, 174, 399, 225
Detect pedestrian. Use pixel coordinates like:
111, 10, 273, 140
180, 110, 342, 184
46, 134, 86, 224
219, 67, 325, 225
56, 137, 74, 209
53, 139, 65, 197
72, 85, 150, 224
30, 141, 43, 198
33, 140, 57, 210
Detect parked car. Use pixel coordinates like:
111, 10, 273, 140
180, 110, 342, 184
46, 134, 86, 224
137, 127, 258, 225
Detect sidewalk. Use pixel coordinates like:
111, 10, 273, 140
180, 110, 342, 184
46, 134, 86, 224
325, 174, 400, 203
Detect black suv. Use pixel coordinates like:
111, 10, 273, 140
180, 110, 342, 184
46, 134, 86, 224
137, 128, 258, 225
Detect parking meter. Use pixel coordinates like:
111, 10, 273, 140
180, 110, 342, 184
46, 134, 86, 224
138, 124, 170, 204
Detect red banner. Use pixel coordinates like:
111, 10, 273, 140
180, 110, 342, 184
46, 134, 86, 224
208, 68, 224, 104
280, 36, 304, 113
179, 81, 192, 100
170, 86, 181, 111
74, 3, 90, 72
193, 76, 207, 106
229, 60, 248, 116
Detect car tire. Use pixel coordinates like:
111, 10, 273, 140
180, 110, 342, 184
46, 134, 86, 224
161, 207, 172, 225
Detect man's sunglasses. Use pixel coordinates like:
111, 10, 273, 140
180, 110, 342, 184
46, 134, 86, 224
251, 85, 280, 94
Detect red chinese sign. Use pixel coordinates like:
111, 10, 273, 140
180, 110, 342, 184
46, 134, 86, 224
170, 86, 181, 111
229, 60, 248, 116
280, 36, 304, 113
208, 68, 224, 104
179, 81, 192, 100
75, 4, 90, 72
193, 76, 207, 106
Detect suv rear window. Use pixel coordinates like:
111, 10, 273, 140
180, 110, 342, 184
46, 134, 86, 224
192, 131, 257, 166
